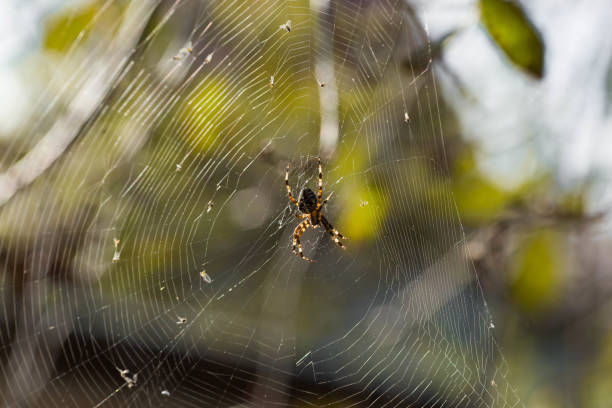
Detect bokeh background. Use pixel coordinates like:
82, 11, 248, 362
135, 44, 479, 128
1, 0, 611, 407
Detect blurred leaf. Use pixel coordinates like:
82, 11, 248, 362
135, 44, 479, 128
44, 1, 122, 53
582, 334, 612, 407
339, 185, 386, 242
454, 176, 508, 222
335, 145, 386, 242
176, 77, 233, 153
510, 229, 564, 313
44, 3, 97, 52
559, 189, 587, 219
452, 150, 512, 223
480, 0, 545, 78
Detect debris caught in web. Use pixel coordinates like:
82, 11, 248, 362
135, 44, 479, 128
269, 76, 275, 88
200, 270, 212, 283
176, 317, 187, 325
204, 53, 213, 65
173, 41, 193, 60
116, 367, 137, 388
161, 390, 170, 396
404, 112, 410, 122
206, 200, 214, 213
279, 20, 291, 32
112, 238, 121, 263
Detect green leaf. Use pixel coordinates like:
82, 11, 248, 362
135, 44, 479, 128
44, 3, 98, 52
511, 230, 564, 313
480, 0, 545, 78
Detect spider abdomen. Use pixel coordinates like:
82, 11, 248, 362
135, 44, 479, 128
299, 188, 318, 213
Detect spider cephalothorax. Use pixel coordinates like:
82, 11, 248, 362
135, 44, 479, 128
285, 157, 346, 262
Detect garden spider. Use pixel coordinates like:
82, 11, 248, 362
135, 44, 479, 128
285, 157, 346, 262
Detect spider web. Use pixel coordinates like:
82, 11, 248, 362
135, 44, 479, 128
0, 0, 523, 406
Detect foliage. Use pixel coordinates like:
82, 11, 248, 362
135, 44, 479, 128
480, 0, 545, 78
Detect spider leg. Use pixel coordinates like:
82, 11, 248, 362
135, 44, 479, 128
291, 211, 309, 220
285, 164, 299, 208
317, 157, 323, 204
317, 191, 333, 210
320, 214, 346, 249
293, 219, 315, 262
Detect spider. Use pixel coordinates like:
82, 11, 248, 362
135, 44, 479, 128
285, 157, 346, 262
